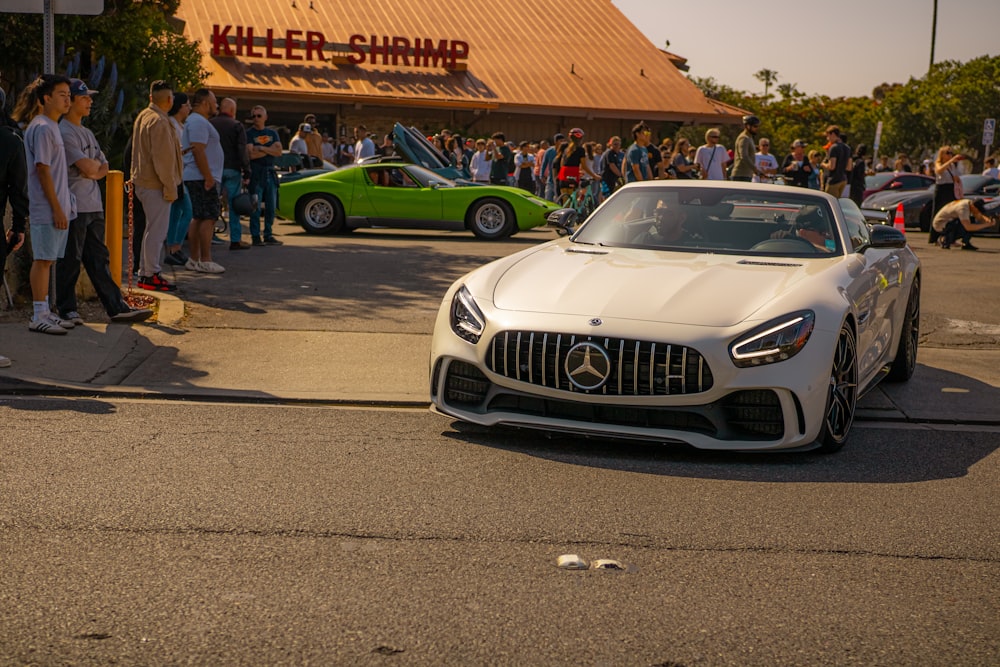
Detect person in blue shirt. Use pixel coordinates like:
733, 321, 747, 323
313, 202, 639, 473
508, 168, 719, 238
246, 105, 284, 246
624, 121, 652, 183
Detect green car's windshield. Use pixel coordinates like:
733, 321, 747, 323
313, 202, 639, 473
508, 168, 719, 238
572, 185, 843, 257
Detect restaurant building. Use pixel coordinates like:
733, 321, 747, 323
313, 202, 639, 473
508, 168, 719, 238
173, 0, 743, 143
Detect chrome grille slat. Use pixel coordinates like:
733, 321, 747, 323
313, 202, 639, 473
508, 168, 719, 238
486, 331, 713, 397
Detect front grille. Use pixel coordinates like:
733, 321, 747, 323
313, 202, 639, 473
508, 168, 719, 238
486, 331, 713, 396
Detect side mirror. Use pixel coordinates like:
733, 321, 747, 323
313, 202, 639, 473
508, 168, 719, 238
868, 223, 907, 249
547, 208, 578, 231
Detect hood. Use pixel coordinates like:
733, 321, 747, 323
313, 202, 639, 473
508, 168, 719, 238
392, 122, 469, 179
492, 244, 823, 327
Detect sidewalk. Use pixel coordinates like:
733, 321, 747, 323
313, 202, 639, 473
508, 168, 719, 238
1, 309, 998, 423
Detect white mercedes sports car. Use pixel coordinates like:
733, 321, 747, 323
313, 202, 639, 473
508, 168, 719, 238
429, 181, 921, 452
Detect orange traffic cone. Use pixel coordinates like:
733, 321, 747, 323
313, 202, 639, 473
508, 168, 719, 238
893, 202, 905, 234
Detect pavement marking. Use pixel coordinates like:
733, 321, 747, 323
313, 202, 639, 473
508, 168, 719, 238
944, 318, 1000, 335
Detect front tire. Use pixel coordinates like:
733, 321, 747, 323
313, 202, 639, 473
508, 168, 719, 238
467, 197, 515, 239
887, 277, 920, 382
817, 324, 858, 453
297, 194, 344, 235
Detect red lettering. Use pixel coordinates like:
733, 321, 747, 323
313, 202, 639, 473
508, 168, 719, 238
266, 29, 281, 59
423, 39, 447, 68
285, 30, 303, 61
370, 35, 390, 65
348, 34, 366, 64
305, 30, 325, 61
449, 40, 469, 69
235, 25, 245, 56
392, 37, 410, 66
246, 27, 262, 57
211, 24, 234, 57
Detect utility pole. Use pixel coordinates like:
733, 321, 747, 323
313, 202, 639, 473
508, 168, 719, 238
929, 0, 938, 71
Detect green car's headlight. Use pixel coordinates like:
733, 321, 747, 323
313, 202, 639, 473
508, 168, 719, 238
730, 311, 815, 368
450, 285, 486, 344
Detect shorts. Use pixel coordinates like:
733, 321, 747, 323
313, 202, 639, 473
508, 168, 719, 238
29, 221, 69, 261
186, 180, 222, 220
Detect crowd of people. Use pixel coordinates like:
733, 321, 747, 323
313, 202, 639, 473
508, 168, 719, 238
3, 77, 999, 364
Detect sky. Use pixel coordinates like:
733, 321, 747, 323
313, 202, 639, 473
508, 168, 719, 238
612, 0, 1000, 99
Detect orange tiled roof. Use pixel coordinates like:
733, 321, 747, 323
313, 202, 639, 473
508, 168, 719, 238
174, 0, 742, 123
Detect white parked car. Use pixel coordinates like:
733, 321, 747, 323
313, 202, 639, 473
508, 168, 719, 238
429, 181, 921, 453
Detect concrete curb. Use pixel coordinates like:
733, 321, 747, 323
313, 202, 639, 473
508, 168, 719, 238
127, 287, 185, 326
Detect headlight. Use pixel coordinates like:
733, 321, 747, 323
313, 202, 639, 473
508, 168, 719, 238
450, 285, 486, 344
729, 311, 815, 368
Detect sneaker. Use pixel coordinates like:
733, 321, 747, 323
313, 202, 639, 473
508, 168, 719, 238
197, 260, 225, 274
0, 354, 10, 368
211, 234, 226, 246
137, 272, 178, 292
185, 258, 203, 271
251, 237, 266, 247
230, 240, 251, 250
263, 236, 284, 246
28, 314, 69, 335
111, 307, 154, 323
164, 250, 188, 266
62, 310, 84, 326
961, 243, 979, 251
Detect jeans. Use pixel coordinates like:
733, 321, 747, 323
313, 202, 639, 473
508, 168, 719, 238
56, 212, 129, 317
544, 179, 558, 202
221, 168, 243, 242
167, 184, 192, 247
249, 170, 277, 240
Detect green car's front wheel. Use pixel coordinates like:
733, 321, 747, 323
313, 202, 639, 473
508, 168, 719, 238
467, 197, 515, 240
297, 194, 345, 235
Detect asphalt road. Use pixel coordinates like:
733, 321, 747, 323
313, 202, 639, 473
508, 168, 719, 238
1, 399, 997, 666
2, 222, 999, 665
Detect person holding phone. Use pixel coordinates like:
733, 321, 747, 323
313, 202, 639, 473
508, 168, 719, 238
931, 145, 965, 243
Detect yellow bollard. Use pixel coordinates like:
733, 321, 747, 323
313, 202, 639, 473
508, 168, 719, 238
105, 170, 124, 287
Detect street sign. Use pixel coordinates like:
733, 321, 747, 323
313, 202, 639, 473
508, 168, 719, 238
0, 0, 103, 13
983, 118, 996, 147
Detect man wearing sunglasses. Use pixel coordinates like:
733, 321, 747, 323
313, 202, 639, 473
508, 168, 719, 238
246, 106, 283, 247
695, 128, 728, 181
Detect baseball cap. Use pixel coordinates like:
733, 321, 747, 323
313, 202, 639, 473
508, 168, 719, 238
69, 78, 98, 98
792, 139, 806, 148
553, 133, 565, 141
301, 123, 313, 133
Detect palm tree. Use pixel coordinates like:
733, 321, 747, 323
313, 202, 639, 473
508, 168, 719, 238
754, 69, 779, 100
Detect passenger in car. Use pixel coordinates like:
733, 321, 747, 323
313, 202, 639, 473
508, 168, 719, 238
632, 204, 699, 245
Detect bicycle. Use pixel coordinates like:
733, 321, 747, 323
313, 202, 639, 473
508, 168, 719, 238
557, 178, 598, 233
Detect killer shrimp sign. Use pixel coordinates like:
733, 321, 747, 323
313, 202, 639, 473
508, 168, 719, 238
211, 25, 470, 70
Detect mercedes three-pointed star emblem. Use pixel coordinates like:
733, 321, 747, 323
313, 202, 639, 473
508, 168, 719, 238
564, 341, 612, 391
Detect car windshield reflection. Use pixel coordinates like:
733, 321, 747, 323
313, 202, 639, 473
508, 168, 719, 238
572, 186, 842, 256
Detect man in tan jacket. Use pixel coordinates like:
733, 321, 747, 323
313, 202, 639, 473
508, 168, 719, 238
131, 80, 182, 292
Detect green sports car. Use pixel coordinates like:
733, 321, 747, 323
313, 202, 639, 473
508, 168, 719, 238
277, 162, 563, 240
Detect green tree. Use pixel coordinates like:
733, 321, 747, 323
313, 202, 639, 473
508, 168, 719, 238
1, 0, 205, 157
754, 68, 779, 102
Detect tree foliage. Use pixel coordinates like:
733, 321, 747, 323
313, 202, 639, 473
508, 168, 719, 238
685, 56, 1000, 169
0, 0, 205, 158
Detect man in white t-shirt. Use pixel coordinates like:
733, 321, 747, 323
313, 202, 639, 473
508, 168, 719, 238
695, 128, 728, 181
753, 138, 779, 183
983, 157, 998, 179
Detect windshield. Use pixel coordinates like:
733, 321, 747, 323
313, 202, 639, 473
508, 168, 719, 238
572, 184, 843, 257
865, 172, 897, 189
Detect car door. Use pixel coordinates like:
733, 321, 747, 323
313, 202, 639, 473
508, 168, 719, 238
365, 166, 443, 222
839, 200, 902, 382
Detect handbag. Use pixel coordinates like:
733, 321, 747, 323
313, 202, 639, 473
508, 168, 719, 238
953, 169, 964, 199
